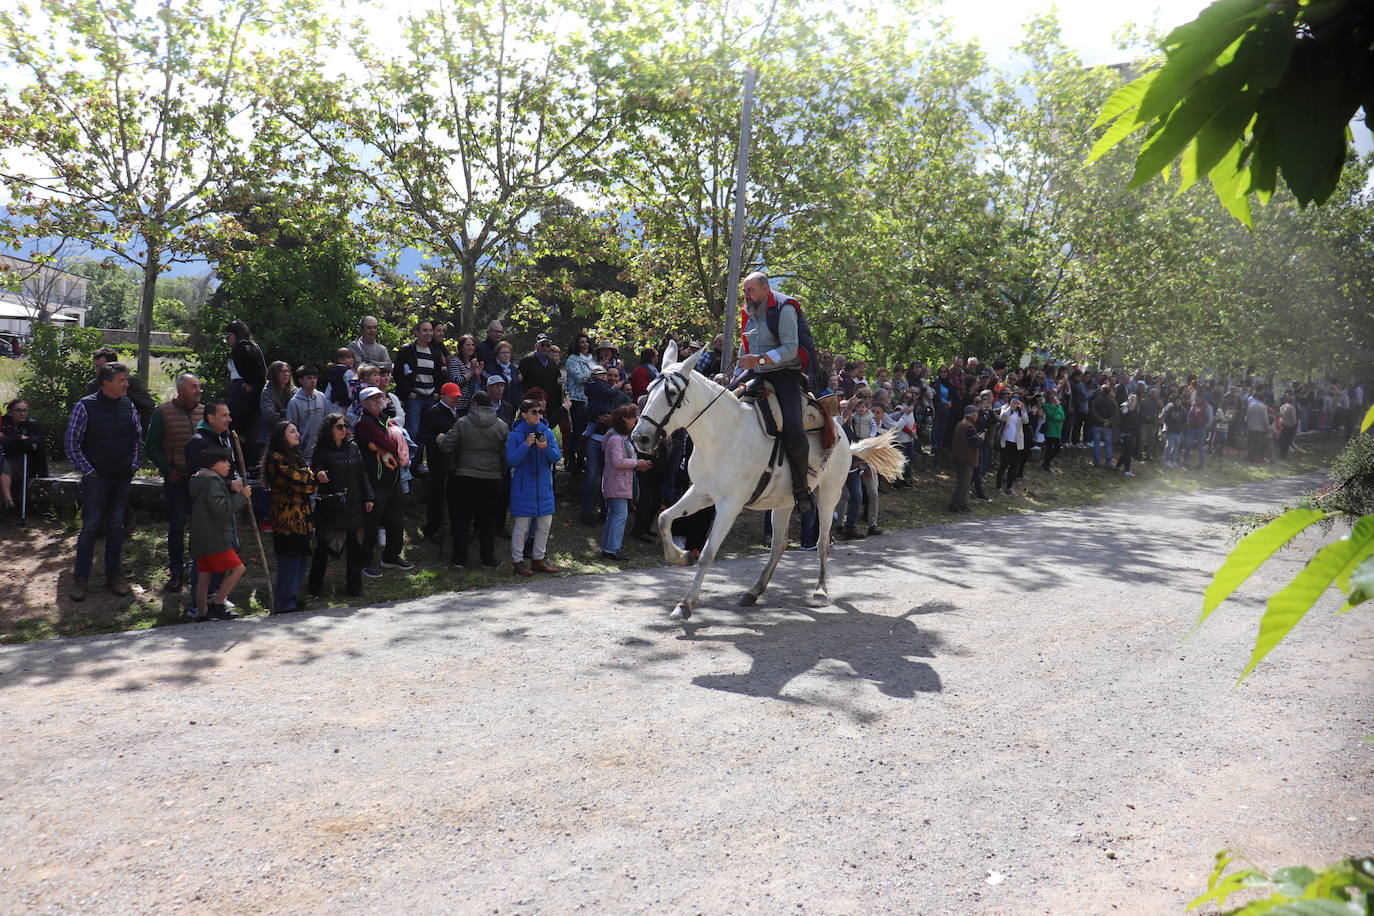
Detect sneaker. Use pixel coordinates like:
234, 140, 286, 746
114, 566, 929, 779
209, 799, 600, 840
184, 607, 206, 622
361, 567, 382, 578
977, 495, 993, 503
797, 543, 818, 551
1124, 471, 1137, 477
480, 561, 501, 570
600, 550, 628, 562
380, 558, 414, 570
206, 603, 238, 620
450, 561, 466, 570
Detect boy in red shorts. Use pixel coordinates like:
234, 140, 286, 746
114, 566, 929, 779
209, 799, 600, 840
189, 448, 250, 620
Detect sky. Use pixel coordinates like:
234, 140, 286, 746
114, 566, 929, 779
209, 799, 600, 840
940, 0, 1210, 66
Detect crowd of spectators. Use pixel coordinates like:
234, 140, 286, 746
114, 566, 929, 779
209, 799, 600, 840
4, 313, 1366, 618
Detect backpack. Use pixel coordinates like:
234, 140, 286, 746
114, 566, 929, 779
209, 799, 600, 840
762, 294, 824, 392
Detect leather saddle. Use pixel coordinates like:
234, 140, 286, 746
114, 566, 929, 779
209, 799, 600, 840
740, 381, 838, 449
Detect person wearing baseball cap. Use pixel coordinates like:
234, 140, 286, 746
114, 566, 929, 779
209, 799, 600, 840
483, 374, 513, 424
518, 332, 563, 430
354, 386, 411, 576
419, 381, 465, 544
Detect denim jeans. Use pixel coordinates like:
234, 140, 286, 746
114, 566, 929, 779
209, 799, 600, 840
1164, 432, 1183, 464
1090, 426, 1114, 466
931, 409, 949, 451
164, 477, 190, 575
273, 550, 310, 611
581, 435, 604, 518
74, 475, 132, 581
761, 507, 818, 548
839, 472, 863, 530
1182, 428, 1207, 468
404, 397, 426, 467
601, 497, 629, 553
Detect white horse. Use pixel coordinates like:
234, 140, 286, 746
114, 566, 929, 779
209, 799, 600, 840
631, 342, 904, 620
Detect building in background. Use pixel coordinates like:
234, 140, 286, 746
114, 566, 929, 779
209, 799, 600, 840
0, 253, 89, 336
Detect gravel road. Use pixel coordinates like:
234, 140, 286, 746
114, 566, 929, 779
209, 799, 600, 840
2, 473, 1370, 915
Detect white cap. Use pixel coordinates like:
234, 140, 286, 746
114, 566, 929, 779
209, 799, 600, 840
359, 386, 385, 401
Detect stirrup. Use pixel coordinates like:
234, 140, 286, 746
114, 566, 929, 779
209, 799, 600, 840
793, 490, 816, 516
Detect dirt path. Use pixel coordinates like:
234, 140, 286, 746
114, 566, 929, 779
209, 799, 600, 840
1, 473, 1370, 914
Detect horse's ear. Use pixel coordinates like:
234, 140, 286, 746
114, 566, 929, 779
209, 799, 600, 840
662, 340, 679, 367
676, 346, 706, 376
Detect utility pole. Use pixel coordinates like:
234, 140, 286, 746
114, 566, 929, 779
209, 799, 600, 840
720, 67, 755, 373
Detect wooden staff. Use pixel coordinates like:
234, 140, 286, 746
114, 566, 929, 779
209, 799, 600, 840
231, 431, 274, 611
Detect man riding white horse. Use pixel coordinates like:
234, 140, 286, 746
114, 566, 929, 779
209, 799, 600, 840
735, 271, 819, 518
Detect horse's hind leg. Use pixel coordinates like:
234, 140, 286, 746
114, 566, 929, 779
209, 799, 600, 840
741, 505, 792, 606
670, 500, 743, 620
809, 464, 844, 607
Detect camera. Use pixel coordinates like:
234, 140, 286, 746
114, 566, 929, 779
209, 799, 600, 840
534, 431, 546, 442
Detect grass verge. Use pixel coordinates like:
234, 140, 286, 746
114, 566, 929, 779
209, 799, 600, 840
0, 435, 1344, 644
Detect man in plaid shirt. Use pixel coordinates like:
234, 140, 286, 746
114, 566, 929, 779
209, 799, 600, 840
65, 361, 143, 601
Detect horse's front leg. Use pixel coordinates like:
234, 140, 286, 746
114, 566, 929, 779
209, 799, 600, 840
657, 484, 713, 567
742, 505, 792, 606
670, 499, 744, 620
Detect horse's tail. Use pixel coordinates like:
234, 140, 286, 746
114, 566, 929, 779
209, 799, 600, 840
851, 429, 906, 481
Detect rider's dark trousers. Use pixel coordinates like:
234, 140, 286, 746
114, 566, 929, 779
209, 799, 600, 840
760, 368, 811, 496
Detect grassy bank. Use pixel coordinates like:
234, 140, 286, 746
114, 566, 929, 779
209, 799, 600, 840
0, 435, 1345, 644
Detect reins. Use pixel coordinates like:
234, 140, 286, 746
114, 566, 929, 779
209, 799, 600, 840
639, 371, 733, 445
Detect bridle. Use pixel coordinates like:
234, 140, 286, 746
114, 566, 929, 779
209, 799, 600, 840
638, 370, 732, 448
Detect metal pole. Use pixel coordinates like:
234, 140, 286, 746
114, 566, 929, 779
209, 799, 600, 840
720, 67, 756, 374
19, 452, 27, 522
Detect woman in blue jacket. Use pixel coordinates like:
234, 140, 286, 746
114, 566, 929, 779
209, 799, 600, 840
506, 397, 562, 576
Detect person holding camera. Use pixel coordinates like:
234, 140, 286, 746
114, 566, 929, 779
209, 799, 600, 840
994, 394, 1028, 496
507, 398, 562, 576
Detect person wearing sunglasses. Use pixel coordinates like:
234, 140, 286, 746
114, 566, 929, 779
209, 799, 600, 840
506, 398, 561, 576
307, 411, 374, 599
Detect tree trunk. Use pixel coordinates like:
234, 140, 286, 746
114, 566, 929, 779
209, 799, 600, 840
137, 247, 160, 381
459, 258, 478, 334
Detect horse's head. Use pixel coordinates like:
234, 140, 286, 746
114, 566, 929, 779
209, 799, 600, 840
632, 341, 708, 453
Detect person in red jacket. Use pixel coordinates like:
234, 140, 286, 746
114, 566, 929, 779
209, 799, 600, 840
629, 347, 660, 399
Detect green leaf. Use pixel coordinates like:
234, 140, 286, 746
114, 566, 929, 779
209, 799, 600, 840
1138, 1, 1269, 123
1270, 864, 1318, 896
1240, 516, 1374, 681
1361, 404, 1374, 434
1092, 70, 1159, 129
1257, 901, 1366, 916
1199, 509, 1327, 625
1188, 865, 1270, 910
1341, 554, 1374, 613
1180, 90, 1257, 192
1129, 64, 1248, 187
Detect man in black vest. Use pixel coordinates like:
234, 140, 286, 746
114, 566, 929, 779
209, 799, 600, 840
736, 272, 819, 516
65, 361, 142, 601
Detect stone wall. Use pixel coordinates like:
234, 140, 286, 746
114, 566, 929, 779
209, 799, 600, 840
97, 328, 185, 348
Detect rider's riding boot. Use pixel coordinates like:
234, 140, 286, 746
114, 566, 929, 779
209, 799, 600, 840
783, 439, 814, 516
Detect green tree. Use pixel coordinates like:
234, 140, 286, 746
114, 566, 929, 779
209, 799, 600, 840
0, 0, 319, 380
216, 234, 375, 373
1089, 0, 1374, 224
68, 259, 139, 330
285, 0, 656, 334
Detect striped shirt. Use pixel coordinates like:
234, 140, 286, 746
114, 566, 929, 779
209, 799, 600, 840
412, 345, 438, 398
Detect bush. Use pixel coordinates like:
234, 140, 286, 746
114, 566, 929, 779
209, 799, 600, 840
1315, 430, 1374, 517
17, 323, 103, 456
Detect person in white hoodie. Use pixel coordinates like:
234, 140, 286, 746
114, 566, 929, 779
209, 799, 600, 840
286, 365, 332, 462
994, 394, 1028, 495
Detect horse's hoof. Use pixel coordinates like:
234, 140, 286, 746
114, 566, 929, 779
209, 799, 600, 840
663, 551, 689, 568
806, 591, 829, 608
738, 592, 758, 607
669, 604, 692, 620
